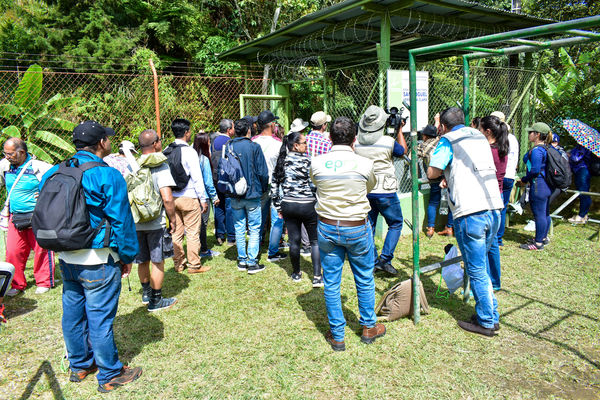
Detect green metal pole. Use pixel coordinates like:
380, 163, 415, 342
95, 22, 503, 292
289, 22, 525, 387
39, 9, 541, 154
463, 56, 470, 125
378, 11, 391, 108
408, 51, 420, 325
318, 57, 328, 114
412, 15, 600, 57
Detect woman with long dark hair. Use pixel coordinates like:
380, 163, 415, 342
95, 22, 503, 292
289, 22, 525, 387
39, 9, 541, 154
193, 131, 220, 257
478, 115, 508, 291
518, 123, 553, 250
271, 131, 322, 287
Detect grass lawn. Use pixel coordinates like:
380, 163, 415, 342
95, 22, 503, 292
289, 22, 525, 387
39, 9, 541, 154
0, 216, 598, 399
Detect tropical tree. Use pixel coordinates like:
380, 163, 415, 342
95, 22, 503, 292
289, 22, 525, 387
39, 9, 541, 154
0, 64, 77, 163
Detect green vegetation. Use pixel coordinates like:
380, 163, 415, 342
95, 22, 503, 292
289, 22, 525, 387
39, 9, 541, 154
0, 64, 77, 163
0, 217, 598, 399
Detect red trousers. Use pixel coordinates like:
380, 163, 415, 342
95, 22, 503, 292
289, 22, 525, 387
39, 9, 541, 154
6, 217, 55, 290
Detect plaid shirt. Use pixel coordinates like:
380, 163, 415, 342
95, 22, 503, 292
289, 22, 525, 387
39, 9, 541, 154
306, 130, 332, 158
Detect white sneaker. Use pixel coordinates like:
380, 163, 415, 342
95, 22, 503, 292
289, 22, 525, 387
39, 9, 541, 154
35, 287, 50, 294
568, 215, 588, 224
6, 288, 21, 297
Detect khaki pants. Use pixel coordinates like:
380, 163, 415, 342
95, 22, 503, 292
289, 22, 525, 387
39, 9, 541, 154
173, 196, 202, 270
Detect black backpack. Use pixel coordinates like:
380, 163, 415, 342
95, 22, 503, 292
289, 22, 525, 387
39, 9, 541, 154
535, 145, 572, 190
163, 143, 190, 191
210, 139, 222, 183
32, 159, 111, 251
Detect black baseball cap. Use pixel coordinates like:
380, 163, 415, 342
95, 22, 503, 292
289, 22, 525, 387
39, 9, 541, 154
257, 110, 279, 126
73, 121, 115, 147
422, 124, 438, 138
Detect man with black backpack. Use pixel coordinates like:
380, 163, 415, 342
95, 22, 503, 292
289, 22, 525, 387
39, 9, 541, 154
211, 119, 236, 245
163, 118, 209, 274
37, 121, 141, 393
228, 118, 269, 274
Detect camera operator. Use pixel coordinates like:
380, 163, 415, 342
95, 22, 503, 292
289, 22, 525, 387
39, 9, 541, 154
354, 105, 407, 275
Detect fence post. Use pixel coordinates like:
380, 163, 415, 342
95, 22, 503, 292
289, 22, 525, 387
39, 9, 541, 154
408, 51, 421, 325
463, 56, 470, 124
149, 59, 161, 137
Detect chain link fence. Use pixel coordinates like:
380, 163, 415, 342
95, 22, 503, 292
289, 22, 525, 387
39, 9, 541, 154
0, 67, 268, 164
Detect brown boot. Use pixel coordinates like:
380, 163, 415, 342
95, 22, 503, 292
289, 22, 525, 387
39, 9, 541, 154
188, 265, 211, 274
174, 264, 185, 273
325, 330, 345, 351
69, 363, 98, 382
361, 323, 386, 344
425, 227, 435, 238
97, 366, 142, 393
437, 226, 454, 236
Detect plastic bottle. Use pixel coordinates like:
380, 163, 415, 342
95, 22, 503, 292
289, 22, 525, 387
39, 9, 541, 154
439, 188, 449, 215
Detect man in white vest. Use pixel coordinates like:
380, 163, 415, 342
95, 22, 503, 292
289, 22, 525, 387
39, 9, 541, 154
427, 107, 503, 337
354, 105, 407, 275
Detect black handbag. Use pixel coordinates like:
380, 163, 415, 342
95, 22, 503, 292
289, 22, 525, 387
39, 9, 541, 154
12, 212, 33, 231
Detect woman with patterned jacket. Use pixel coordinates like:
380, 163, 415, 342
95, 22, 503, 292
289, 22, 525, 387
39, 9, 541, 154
271, 131, 323, 287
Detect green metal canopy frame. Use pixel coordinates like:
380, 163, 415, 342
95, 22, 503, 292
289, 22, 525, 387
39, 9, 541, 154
407, 15, 600, 324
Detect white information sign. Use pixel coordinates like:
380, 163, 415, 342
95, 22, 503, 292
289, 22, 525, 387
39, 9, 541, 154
387, 70, 429, 132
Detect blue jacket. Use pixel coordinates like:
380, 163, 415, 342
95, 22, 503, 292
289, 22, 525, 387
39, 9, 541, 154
40, 151, 139, 263
230, 136, 269, 200
199, 154, 217, 202
522, 145, 547, 184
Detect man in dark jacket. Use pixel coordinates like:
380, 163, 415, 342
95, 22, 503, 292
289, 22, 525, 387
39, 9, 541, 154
229, 118, 269, 274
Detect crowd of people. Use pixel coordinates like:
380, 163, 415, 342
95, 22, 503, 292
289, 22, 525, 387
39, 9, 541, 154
0, 103, 595, 392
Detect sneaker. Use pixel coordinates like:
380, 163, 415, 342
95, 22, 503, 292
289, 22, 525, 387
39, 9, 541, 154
35, 286, 50, 294
6, 288, 21, 297
457, 320, 495, 337
247, 264, 265, 275
216, 237, 225, 246
528, 237, 550, 246
267, 252, 287, 262
291, 272, 302, 282
141, 285, 151, 305
568, 214, 588, 224
0, 304, 6, 323
471, 314, 499, 331
237, 263, 247, 272
361, 323, 386, 344
200, 250, 221, 258
325, 330, 345, 351
188, 265, 212, 274
374, 260, 398, 275
148, 297, 177, 312
70, 363, 98, 382
279, 241, 289, 250
226, 240, 236, 246
520, 241, 543, 250
312, 276, 324, 288
97, 366, 142, 393
300, 247, 311, 257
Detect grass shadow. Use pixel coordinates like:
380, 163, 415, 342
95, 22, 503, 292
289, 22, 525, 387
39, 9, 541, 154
162, 267, 191, 298
18, 360, 63, 400
113, 306, 164, 364
4, 296, 37, 319
296, 291, 361, 338
500, 289, 600, 369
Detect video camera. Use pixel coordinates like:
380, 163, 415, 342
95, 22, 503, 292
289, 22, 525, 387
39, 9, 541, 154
385, 106, 408, 136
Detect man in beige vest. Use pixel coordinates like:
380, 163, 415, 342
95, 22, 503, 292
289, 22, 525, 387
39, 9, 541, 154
354, 105, 407, 275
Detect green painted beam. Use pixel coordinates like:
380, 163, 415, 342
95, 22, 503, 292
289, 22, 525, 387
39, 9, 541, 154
411, 15, 600, 57
567, 29, 600, 39
379, 11, 391, 107
461, 46, 504, 54
463, 56, 470, 124
422, 0, 549, 24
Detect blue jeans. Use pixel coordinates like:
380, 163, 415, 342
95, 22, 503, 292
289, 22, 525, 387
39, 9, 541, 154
454, 210, 500, 329
487, 236, 501, 291
427, 181, 454, 228
260, 193, 270, 241
318, 220, 376, 342
497, 178, 514, 246
574, 167, 591, 217
215, 191, 235, 242
268, 204, 284, 257
231, 198, 262, 266
59, 258, 123, 385
530, 177, 552, 243
367, 195, 403, 264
